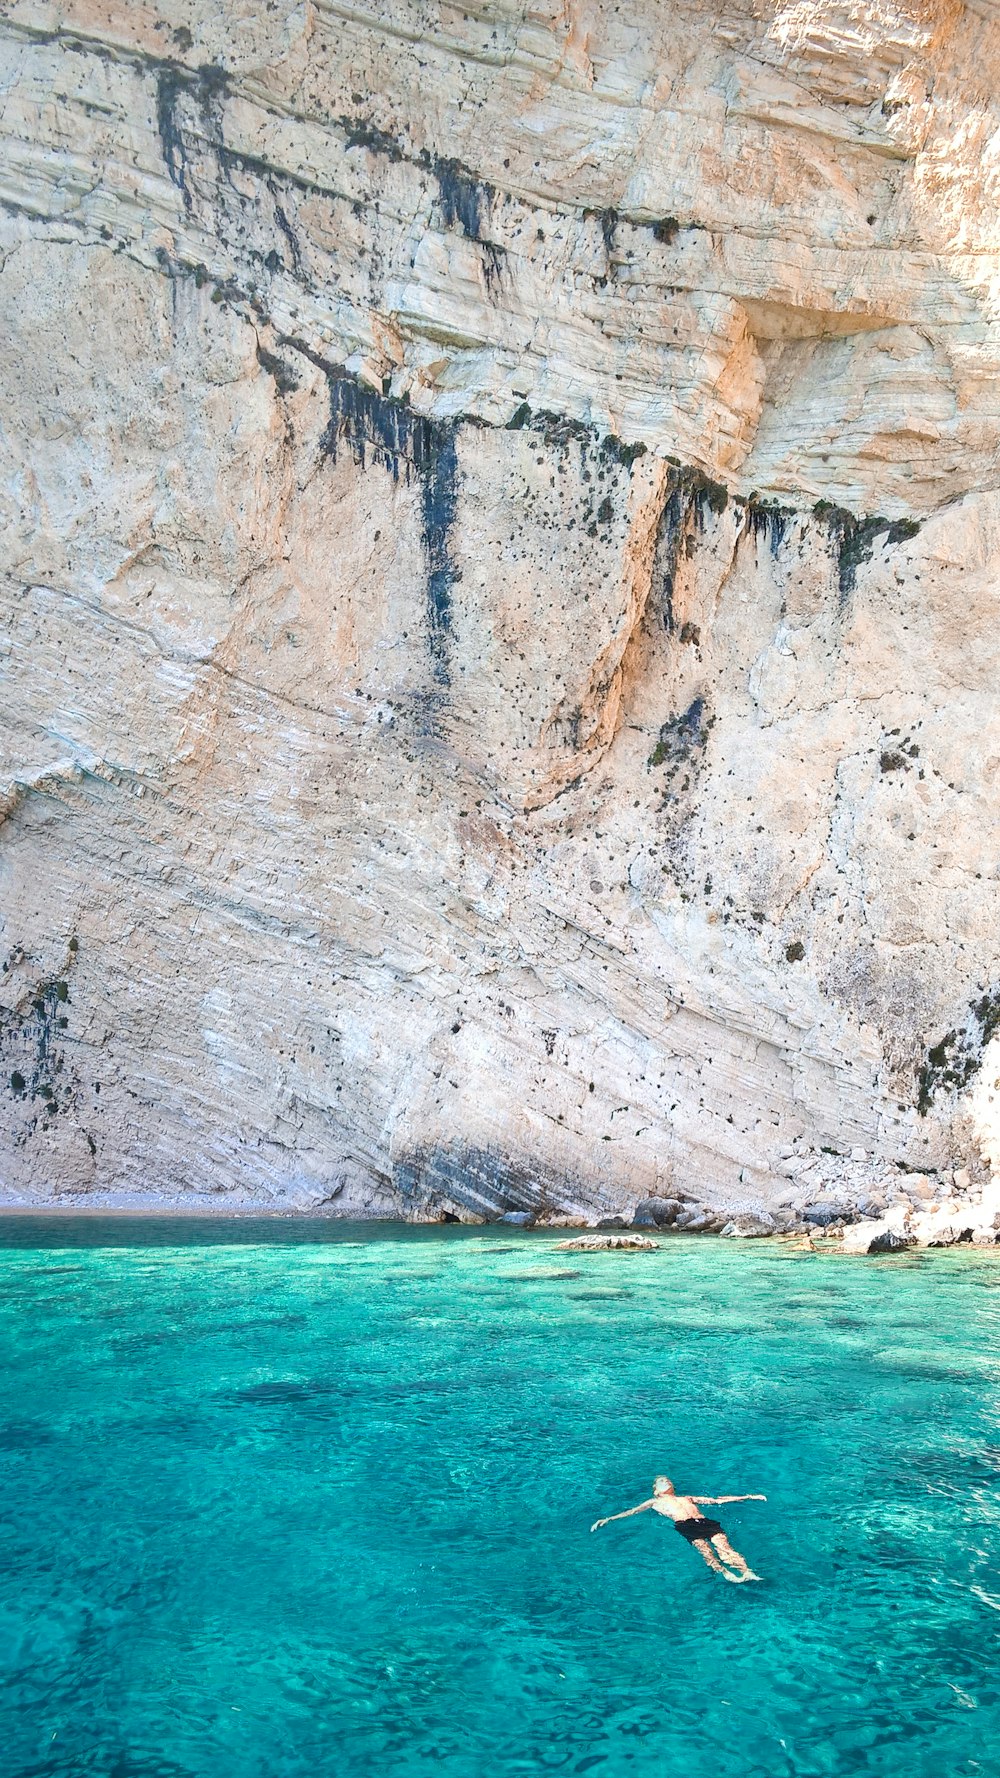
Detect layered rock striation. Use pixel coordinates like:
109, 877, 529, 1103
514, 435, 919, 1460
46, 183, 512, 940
3, 0, 1000, 1217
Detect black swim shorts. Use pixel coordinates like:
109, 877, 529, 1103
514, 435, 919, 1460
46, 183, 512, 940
675, 1516, 723, 1543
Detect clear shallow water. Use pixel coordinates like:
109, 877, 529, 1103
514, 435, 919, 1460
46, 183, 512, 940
1, 1221, 999, 1777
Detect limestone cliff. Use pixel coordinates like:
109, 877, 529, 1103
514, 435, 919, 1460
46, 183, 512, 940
3, 0, 1000, 1219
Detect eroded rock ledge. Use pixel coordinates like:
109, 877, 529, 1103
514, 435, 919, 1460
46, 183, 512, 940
3, 0, 1000, 1219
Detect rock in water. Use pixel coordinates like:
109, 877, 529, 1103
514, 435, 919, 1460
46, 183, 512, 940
802, 1203, 849, 1228
720, 1213, 777, 1239
555, 1235, 659, 1252
869, 1227, 917, 1254
632, 1198, 682, 1227
841, 1220, 916, 1255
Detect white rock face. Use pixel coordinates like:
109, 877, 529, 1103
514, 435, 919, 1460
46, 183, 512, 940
3, 1, 1000, 1216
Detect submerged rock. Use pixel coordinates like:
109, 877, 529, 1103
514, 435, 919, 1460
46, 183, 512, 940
555, 1233, 659, 1252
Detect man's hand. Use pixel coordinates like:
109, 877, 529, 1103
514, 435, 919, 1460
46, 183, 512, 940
590, 1501, 652, 1530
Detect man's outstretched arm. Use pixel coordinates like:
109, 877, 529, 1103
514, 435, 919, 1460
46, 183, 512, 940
692, 1493, 767, 1504
591, 1500, 654, 1532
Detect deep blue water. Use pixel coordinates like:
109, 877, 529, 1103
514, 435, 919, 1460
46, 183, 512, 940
0, 1219, 998, 1777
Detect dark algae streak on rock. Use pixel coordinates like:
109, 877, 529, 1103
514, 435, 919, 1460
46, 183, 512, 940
340, 116, 405, 162
650, 466, 728, 630
155, 67, 192, 208
431, 157, 491, 242
917, 989, 1000, 1115
322, 374, 460, 682
814, 501, 922, 598
154, 61, 230, 212
0, 970, 83, 1140
648, 697, 709, 773
255, 343, 299, 396
420, 429, 459, 676
744, 497, 792, 556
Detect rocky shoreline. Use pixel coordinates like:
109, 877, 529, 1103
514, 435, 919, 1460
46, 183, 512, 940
1, 1188, 998, 1257
480, 1170, 1000, 1252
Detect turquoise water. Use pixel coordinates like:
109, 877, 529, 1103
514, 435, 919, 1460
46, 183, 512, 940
1, 1222, 999, 1777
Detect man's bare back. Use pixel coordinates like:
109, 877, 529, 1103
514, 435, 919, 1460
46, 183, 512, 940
591, 1474, 765, 1582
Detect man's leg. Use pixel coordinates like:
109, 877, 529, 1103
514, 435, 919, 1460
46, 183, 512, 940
691, 1537, 729, 1575
711, 1532, 760, 1582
